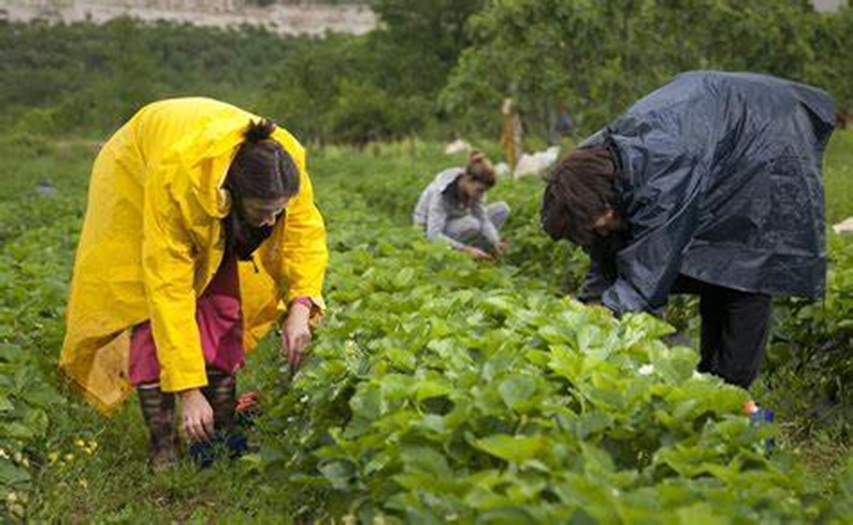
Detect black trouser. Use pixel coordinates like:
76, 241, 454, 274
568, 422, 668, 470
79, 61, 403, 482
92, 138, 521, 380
671, 275, 772, 389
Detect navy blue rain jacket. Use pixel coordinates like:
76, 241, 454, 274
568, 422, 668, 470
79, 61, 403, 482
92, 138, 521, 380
576, 71, 835, 314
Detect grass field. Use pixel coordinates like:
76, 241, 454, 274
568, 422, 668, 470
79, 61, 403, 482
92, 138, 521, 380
825, 132, 853, 224
0, 131, 851, 521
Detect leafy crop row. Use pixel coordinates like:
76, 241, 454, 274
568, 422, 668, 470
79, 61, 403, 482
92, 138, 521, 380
0, 137, 81, 519
253, 145, 852, 523
0, 138, 850, 521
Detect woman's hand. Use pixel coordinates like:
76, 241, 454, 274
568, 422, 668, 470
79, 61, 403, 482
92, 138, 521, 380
281, 301, 312, 369
462, 245, 493, 260
179, 388, 214, 442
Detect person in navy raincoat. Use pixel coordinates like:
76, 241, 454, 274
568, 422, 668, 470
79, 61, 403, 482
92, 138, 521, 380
540, 71, 835, 389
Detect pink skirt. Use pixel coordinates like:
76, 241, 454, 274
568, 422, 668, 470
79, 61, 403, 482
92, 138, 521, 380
129, 253, 245, 386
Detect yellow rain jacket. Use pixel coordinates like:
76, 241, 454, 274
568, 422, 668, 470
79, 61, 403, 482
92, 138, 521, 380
60, 97, 328, 413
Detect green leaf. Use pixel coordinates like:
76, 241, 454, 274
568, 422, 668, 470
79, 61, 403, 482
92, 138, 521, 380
0, 395, 14, 412
400, 446, 452, 477
350, 384, 382, 420
0, 344, 24, 363
651, 344, 699, 384
676, 503, 728, 524
482, 295, 515, 316
386, 347, 417, 371
538, 324, 575, 345
473, 434, 547, 463
464, 485, 506, 510
0, 458, 30, 486
318, 460, 355, 491
23, 407, 48, 437
379, 373, 412, 402
394, 267, 416, 288
475, 506, 538, 524
417, 413, 447, 434
1, 422, 34, 440
498, 375, 537, 411
414, 379, 451, 402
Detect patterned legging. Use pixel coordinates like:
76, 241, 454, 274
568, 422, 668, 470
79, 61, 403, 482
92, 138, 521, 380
138, 367, 237, 447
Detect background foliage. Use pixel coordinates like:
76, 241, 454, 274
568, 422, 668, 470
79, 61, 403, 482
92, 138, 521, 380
1, 0, 851, 145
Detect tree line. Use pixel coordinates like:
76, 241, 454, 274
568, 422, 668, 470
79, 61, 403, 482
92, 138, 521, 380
1, 0, 850, 145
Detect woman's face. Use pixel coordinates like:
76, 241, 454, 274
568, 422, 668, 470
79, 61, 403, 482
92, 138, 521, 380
458, 175, 488, 203
541, 187, 623, 247
239, 196, 288, 227
590, 208, 622, 239
576, 208, 625, 248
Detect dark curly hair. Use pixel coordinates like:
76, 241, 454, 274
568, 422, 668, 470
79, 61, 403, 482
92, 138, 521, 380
540, 146, 621, 246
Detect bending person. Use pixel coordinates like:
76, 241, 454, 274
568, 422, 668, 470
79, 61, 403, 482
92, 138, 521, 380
540, 71, 835, 389
61, 98, 328, 469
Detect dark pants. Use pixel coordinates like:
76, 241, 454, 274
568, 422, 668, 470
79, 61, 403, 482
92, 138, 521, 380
671, 275, 772, 389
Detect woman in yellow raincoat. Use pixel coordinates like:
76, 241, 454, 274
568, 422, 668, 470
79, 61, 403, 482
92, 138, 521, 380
60, 98, 328, 469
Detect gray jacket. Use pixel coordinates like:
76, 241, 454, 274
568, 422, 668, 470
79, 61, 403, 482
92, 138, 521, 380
413, 167, 500, 249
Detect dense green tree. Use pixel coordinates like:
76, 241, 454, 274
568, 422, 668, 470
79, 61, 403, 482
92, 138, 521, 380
808, 5, 853, 113
258, 0, 489, 143
0, 19, 300, 135
0, 1, 849, 143
442, 0, 846, 139
371, 0, 487, 92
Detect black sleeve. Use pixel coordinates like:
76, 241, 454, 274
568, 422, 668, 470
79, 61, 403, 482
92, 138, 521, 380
578, 258, 613, 304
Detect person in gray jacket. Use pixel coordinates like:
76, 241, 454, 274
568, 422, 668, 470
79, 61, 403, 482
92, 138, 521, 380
414, 151, 510, 260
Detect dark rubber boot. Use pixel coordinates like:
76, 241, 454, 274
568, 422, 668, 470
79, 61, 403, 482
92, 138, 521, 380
203, 369, 237, 440
201, 369, 248, 460
137, 385, 180, 471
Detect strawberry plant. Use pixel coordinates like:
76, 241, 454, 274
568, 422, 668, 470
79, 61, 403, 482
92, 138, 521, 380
252, 147, 841, 523
0, 135, 849, 521
765, 233, 853, 437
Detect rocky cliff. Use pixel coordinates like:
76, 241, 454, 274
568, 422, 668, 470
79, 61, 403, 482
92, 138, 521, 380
0, 0, 377, 36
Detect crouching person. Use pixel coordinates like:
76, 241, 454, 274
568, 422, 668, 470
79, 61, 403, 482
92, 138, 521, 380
60, 98, 328, 470
414, 151, 510, 259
